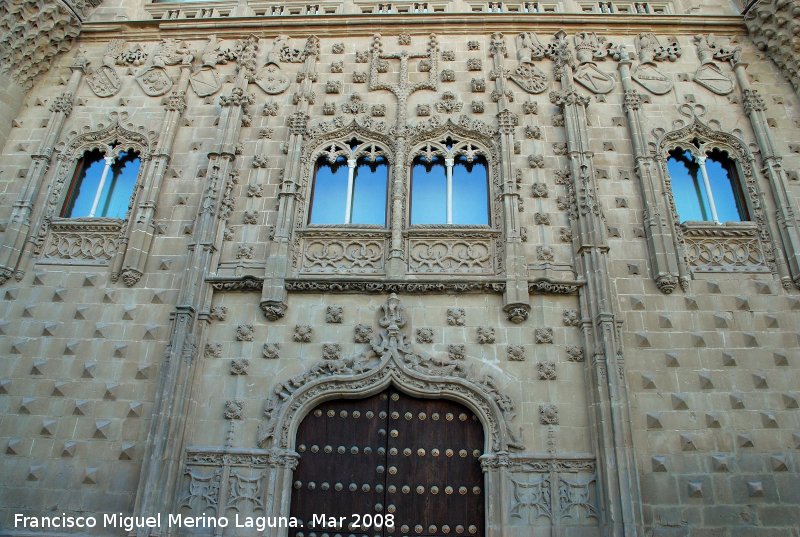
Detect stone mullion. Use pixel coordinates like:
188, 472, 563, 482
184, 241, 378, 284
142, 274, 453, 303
490, 34, 530, 322
616, 58, 681, 293
133, 74, 251, 535
552, 62, 642, 535
115, 65, 192, 287
260, 45, 317, 319
0, 57, 86, 284
732, 60, 800, 288
386, 135, 407, 278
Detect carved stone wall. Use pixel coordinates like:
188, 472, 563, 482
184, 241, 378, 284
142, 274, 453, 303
0, 5, 799, 537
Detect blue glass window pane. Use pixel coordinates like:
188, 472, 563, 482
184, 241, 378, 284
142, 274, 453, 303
99, 150, 140, 218
62, 149, 106, 217
309, 156, 348, 224
411, 156, 446, 224
706, 151, 747, 222
667, 149, 709, 222
452, 155, 489, 225
351, 156, 388, 225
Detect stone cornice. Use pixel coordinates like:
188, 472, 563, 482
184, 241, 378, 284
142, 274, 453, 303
78, 14, 747, 42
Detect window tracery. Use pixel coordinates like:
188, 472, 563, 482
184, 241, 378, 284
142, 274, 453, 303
658, 121, 773, 275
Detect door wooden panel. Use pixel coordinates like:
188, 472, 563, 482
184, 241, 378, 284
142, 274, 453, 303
290, 389, 484, 537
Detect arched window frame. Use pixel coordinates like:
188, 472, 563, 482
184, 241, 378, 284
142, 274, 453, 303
305, 139, 390, 227
408, 138, 492, 227
33, 116, 153, 268
657, 118, 776, 275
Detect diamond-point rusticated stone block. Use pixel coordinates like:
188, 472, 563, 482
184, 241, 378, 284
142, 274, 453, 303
651, 456, 667, 472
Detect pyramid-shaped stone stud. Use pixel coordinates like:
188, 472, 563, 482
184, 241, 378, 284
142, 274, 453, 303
104, 383, 119, 400
770, 455, 788, 471
83, 274, 97, 287
28, 464, 44, 481
143, 324, 159, 340
764, 314, 779, 328
64, 340, 80, 355
706, 413, 721, 428
665, 352, 680, 367
151, 291, 166, 304
738, 433, 754, 448
9, 339, 26, 354
73, 399, 90, 416
711, 455, 729, 472
19, 397, 36, 414
52, 288, 68, 302
83, 467, 98, 484
94, 322, 111, 338
102, 289, 115, 303
52, 382, 67, 397
685, 297, 698, 310
94, 420, 111, 439
783, 393, 798, 409
62, 441, 77, 457
794, 433, 800, 450
646, 413, 662, 429
158, 258, 172, 270
30, 359, 46, 375
761, 412, 779, 428
753, 281, 772, 294
41, 419, 57, 436
4, 288, 18, 301
687, 481, 703, 497
680, 433, 697, 451
698, 373, 713, 389
629, 296, 645, 310
651, 456, 667, 472
119, 442, 136, 460
706, 281, 721, 293
0, 321, 8, 335
713, 313, 729, 328
691, 333, 706, 347
135, 364, 150, 380
42, 323, 59, 337
743, 333, 758, 347
722, 352, 737, 366
753, 373, 768, 389
113, 344, 127, 358
634, 333, 651, 347
6, 437, 22, 454
774, 352, 789, 366
22, 304, 35, 317
735, 296, 750, 310
746, 481, 764, 497
730, 394, 745, 409
74, 306, 89, 320
658, 315, 672, 328
128, 401, 143, 417
672, 393, 689, 410
641, 374, 656, 389
0, 379, 11, 394
122, 306, 136, 320
82, 361, 96, 378
32, 271, 46, 285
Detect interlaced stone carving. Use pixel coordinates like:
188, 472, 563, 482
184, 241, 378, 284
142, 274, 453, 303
257, 294, 523, 452
42, 219, 122, 264
408, 238, 493, 274
301, 236, 385, 274
681, 223, 769, 273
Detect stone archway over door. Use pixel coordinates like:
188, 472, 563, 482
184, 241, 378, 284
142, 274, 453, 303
290, 387, 485, 537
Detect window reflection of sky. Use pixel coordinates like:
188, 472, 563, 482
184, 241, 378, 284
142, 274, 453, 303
452, 155, 489, 225
63, 149, 140, 219
411, 156, 447, 224
667, 148, 746, 223
309, 155, 388, 225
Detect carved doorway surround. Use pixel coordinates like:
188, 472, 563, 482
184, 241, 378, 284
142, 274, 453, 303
290, 388, 485, 537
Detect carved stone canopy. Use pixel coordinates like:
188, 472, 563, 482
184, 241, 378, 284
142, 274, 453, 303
257, 294, 523, 453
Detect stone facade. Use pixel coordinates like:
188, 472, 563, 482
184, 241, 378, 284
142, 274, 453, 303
0, 1, 799, 537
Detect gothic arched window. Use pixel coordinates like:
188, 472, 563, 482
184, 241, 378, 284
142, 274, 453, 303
308, 142, 389, 226
410, 139, 489, 225
666, 142, 749, 224
61, 147, 141, 219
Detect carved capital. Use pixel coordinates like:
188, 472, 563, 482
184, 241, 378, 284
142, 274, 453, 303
219, 87, 255, 108
163, 91, 187, 113
549, 89, 589, 108
655, 273, 678, 294
503, 303, 530, 324
48, 92, 74, 115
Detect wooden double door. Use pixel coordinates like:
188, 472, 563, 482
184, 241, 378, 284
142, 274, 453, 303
290, 388, 485, 537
